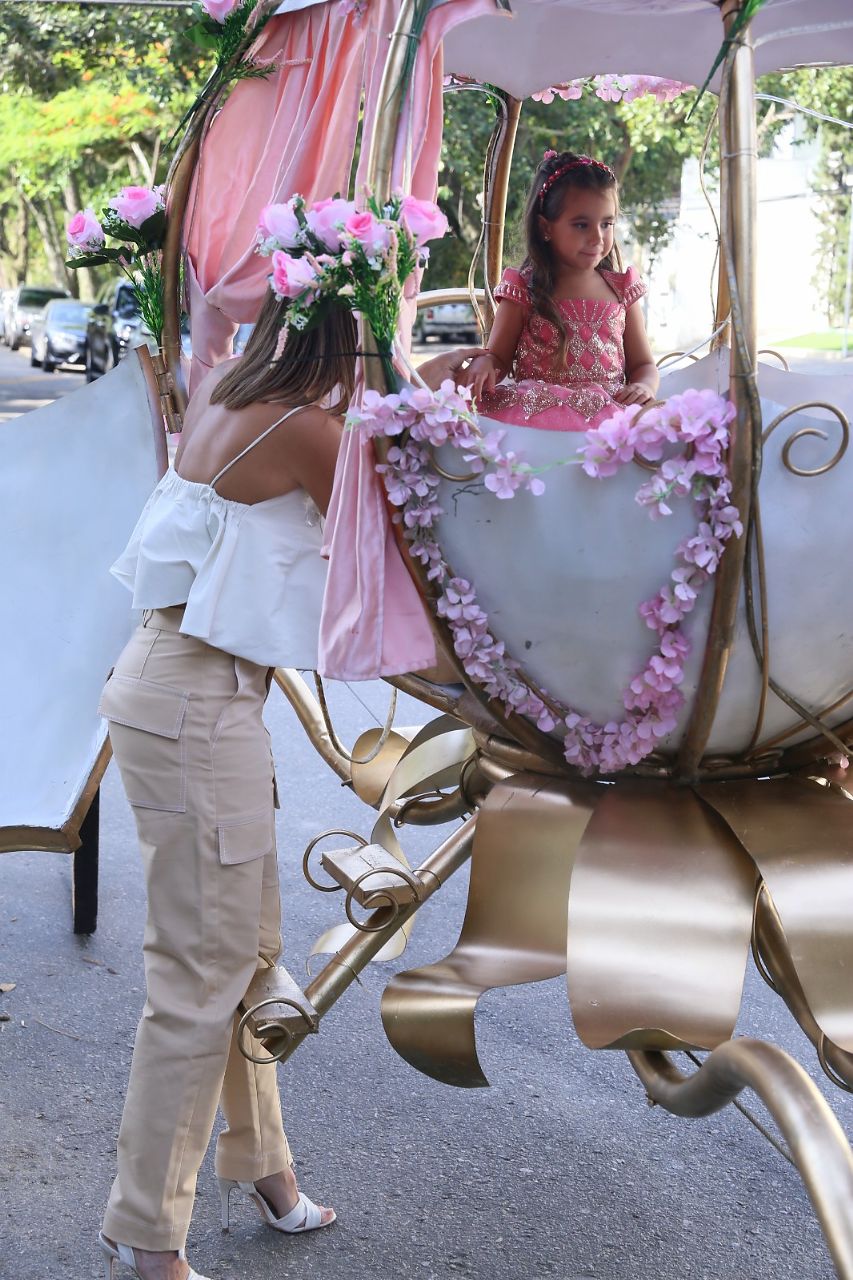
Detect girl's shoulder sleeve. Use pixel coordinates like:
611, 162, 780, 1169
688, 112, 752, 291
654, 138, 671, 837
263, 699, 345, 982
494, 266, 532, 309
601, 264, 647, 309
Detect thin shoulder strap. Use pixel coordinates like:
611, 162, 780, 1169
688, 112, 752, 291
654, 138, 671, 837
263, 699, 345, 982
210, 404, 307, 490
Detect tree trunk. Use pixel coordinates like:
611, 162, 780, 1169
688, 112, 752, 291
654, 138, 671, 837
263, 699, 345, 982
23, 194, 73, 291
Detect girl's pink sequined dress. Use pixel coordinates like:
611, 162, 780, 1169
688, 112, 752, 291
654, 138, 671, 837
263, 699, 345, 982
479, 264, 647, 432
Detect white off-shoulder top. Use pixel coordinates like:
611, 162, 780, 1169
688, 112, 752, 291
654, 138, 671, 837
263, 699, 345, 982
111, 408, 327, 669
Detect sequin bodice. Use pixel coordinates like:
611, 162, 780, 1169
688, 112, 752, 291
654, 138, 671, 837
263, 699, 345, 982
516, 298, 626, 390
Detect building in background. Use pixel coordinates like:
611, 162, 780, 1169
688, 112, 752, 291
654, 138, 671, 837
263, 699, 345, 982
643, 121, 824, 352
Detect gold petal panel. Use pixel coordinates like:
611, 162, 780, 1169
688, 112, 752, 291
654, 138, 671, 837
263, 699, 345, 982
566, 783, 756, 1051
381, 772, 596, 1086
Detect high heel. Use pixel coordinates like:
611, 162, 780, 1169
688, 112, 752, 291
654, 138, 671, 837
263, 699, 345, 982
98, 1232, 212, 1280
217, 1176, 335, 1234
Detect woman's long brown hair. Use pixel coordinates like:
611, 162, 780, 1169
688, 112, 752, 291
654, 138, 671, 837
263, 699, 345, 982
522, 152, 623, 367
211, 292, 358, 414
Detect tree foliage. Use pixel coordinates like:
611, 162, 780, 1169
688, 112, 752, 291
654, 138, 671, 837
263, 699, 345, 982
429, 69, 853, 293
0, 4, 850, 325
0, 2, 206, 292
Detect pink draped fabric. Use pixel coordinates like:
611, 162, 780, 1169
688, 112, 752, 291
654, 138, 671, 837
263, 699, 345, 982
185, 0, 403, 391
318, 0, 496, 679
183, 0, 496, 679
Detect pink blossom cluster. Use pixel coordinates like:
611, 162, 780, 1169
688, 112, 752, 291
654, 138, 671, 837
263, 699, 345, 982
532, 74, 691, 106
351, 382, 559, 734
562, 388, 741, 773
258, 194, 447, 260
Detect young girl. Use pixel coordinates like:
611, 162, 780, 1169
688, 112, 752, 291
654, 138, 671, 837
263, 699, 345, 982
465, 150, 659, 430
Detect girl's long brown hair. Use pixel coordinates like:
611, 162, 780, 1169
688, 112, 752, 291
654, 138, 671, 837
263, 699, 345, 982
522, 152, 623, 366
211, 291, 358, 414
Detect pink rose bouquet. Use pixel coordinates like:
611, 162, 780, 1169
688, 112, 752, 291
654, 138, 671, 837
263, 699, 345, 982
255, 189, 448, 357
65, 183, 166, 345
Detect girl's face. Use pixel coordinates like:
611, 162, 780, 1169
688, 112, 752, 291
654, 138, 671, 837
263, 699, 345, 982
539, 187, 617, 272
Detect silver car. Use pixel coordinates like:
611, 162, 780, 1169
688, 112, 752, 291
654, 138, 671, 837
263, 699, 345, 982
414, 301, 480, 344
4, 285, 70, 349
30, 299, 91, 372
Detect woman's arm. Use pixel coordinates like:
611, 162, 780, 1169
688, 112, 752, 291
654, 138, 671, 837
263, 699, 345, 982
417, 345, 482, 390
615, 303, 659, 405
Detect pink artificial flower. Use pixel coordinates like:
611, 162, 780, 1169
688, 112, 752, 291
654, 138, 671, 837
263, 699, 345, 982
270, 250, 319, 299
399, 196, 449, 246
109, 186, 162, 229
258, 201, 301, 251
66, 208, 104, 250
305, 197, 357, 251
344, 210, 392, 255
201, 0, 240, 21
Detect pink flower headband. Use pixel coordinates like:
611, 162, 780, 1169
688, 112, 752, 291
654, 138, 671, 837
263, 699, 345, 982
539, 154, 616, 206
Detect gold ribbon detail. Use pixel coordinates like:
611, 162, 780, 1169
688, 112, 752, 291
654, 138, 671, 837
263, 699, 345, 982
381, 772, 595, 1087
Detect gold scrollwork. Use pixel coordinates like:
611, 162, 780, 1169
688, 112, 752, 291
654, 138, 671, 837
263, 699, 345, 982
236, 998, 316, 1065
302, 828, 367, 893
756, 347, 790, 371
429, 447, 483, 483
344, 866, 423, 933
655, 350, 700, 368
762, 401, 850, 477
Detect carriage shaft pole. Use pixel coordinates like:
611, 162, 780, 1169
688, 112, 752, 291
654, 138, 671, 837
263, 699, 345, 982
629, 1039, 853, 1279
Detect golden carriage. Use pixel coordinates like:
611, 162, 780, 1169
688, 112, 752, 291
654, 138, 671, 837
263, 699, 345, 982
3, 0, 853, 1272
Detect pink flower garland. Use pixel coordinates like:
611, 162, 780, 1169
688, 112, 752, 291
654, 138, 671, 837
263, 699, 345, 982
532, 74, 692, 105
350, 383, 741, 776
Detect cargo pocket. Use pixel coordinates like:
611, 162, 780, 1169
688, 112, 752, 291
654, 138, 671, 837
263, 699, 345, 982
217, 809, 275, 866
98, 674, 189, 813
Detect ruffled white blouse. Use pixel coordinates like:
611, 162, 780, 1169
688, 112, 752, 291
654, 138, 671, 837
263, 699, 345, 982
111, 468, 327, 669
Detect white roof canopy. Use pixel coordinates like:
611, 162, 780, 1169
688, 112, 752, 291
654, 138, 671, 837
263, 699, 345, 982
443, 0, 853, 99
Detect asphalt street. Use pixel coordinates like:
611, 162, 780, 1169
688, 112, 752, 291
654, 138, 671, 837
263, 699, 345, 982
2, 342, 853, 1280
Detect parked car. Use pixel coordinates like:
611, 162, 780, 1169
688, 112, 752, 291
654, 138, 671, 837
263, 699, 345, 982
414, 300, 480, 344
4, 285, 70, 350
29, 299, 91, 372
85, 281, 155, 381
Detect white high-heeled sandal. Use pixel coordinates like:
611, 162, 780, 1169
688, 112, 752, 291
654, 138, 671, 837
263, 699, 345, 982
217, 1178, 336, 1234
98, 1232, 212, 1280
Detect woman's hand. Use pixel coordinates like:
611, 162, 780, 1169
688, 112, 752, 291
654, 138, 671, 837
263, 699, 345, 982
613, 381, 657, 406
417, 346, 484, 391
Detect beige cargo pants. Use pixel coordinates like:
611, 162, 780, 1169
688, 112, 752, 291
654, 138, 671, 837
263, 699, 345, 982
99, 607, 292, 1252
